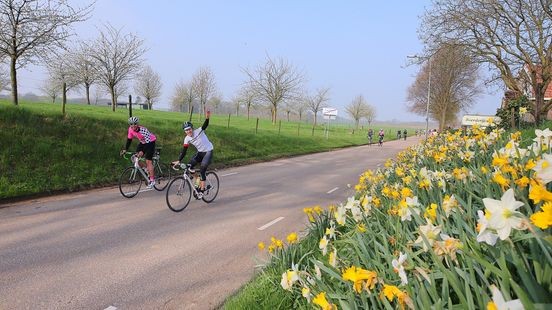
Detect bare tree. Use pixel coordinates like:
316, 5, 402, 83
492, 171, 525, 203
45, 50, 79, 115
364, 104, 376, 126
39, 76, 60, 103
89, 24, 146, 111
407, 45, 481, 130
346, 95, 372, 129
208, 93, 222, 113
243, 55, 304, 124
296, 98, 308, 121
306, 87, 330, 127
192, 66, 217, 118
421, 0, 552, 123
134, 64, 162, 109
171, 80, 196, 113
236, 85, 257, 120
69, 42, 98, 105
0, 0, 92, 105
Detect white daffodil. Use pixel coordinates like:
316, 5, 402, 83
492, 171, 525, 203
476, 210, 499, 246
280, 270, 299, 291
335, 205, 347, 226
325, 222, 336, 239
319, 236, 329, 256
314, 263, 322, 280
533, 153, 552, 184
399, 196, 421, 221
391, 252, 408, 285
302, 286, 312, 303
361, 195, 373, 215
487, 285, 524, 310
344, 196, 360, 209
483, 188, 525, 240
350, 205, 363, 222
414, 220, 441, 251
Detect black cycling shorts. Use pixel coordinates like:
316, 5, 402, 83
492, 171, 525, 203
136, 141, 156, 160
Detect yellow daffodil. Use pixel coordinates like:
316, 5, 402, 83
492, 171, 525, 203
424, 203, 438, 221
342, 266, 377, 293
257, 242, 265, 251
529, 179, 552, 204
313, 292, 336, 310
287, 232, 298, 244
530, 202, 552, 229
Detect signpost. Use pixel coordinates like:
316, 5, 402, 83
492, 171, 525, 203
322, 108, 338, 138
461, 115, 501, 127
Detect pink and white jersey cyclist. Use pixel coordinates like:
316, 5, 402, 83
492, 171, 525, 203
122, 116, 157, 188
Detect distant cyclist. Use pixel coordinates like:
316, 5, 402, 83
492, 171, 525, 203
367, 129, 373, 145
172, 110, 214, 192
378, 129, 384, 146
121, 116, 157, 188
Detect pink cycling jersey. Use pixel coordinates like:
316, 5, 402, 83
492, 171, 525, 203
127, 126, 156, 144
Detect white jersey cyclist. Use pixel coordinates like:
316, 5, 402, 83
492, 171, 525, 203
175, 110, 214, 192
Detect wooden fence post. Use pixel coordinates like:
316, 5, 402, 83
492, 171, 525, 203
256, 118, 259, 134
278, 120, 281, 135
128, 94, 133, 118
227, 113, 231, 128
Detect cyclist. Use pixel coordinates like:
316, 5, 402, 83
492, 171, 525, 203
172, 110, 214, 193
378, 129, 384, 146
121, 116, 157, 188
367, 128, 373, 145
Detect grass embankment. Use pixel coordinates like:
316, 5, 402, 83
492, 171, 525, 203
0, 100, 411, 200
224, 123, 552, 309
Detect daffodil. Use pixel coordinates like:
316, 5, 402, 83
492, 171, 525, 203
302, 286, 312, 302
319, 236, 329, 256
334, 205, 346, 226
280, 269, 299, 291
414, 220, 441, 251
342, 266, 377, 293
530, 202, 552, 229
257, 242, 265, 251
313, 292, 336, 310
328, 248, 337, 267
476, 210, 499, 246
533, 153, 552, 184
391, 252, 408, 285
287, 232, 298, 244
487, 285, 523, 310
483, 188, 525, 240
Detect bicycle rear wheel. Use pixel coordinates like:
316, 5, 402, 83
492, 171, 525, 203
119, 167, 142, 198
201, 171, 220, 203
154, 162, 172, 191
166, 177, 192, 212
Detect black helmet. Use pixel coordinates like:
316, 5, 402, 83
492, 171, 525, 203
182, 121, 193, 130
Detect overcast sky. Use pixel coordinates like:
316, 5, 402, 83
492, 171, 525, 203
12, 0, 503, 121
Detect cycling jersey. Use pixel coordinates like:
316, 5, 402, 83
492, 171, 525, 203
183, 127, 213, 152
127, 126, 156, 144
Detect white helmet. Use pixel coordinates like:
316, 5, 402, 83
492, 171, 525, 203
128, 116, 139, 125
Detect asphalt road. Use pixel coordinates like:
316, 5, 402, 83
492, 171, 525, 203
0, 137, 422, 310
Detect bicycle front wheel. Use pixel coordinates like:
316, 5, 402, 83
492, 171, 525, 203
119, 167, 142, 198
166, 177, 192, 212
154, 162, 172, 191
201, 171, 220, 203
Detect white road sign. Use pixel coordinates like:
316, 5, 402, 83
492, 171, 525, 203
461, 115, 501, 127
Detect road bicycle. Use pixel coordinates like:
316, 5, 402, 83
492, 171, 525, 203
165, 164, 220, 212
118, 148, 172, 198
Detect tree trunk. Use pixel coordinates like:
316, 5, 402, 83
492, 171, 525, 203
62, 82, 67, 116
10, 56, 18, 106
85, 83, 91, 105
110, 86, 116, 112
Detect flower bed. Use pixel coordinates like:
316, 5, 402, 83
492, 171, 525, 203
258, 126, 552, 309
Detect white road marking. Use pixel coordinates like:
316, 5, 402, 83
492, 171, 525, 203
258, 217, 285, 230
104, 306, 117, 310
221, 172, 238, 177
327, 187, 339, 194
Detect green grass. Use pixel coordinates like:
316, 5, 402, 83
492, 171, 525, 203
0, 99, 412, 200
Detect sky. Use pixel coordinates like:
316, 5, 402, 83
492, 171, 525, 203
12, 0, 504, 122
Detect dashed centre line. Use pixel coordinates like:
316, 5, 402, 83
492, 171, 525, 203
327, 187, 339, 194
257, 217, 285, 230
